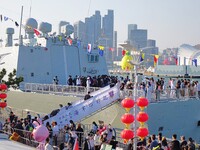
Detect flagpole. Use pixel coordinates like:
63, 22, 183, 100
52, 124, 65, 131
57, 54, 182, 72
19, 6, 23, 45
29, 0, 32, 18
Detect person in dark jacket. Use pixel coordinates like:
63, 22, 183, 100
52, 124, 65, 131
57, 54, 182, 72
127, 138, 133, 150
84, 91, 92, 100
76, 123, 84, 148
170, 134, 181, 150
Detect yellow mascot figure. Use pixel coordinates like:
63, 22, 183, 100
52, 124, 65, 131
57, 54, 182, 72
121, 51, 133, 71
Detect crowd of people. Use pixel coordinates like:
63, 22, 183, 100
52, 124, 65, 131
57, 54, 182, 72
119, 76, 200, 102
127, 133, 197, 150
1, 75, 200, 149
53, 74, 200, 102
53, 75, 119, 88
0, 109, 121, 150
1, 111, 199, 150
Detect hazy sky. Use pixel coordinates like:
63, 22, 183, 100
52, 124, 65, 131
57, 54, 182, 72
0, 0, 200, 50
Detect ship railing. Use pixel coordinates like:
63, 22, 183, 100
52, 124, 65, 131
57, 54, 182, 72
20, 82, 100, 96
122, 87, 200, 102
0, 126, 128, 150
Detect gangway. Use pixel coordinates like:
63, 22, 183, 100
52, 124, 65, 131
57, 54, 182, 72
43, 84, 121, 128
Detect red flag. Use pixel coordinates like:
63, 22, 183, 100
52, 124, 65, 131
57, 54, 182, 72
68, 38, 72, 45
33, 29, 40, 36
122, 50, 126, 56
73, 138, 79, 150
154, 55, 159, 67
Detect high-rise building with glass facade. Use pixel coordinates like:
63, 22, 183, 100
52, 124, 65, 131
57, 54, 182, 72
73, 10, 114, 67
74, 21, 85, 43
102, 10, 114, 67
130, 29, 147, 50
128, 24, 137, 41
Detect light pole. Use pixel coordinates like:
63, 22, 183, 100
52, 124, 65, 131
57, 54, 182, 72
128, 50, 143, 150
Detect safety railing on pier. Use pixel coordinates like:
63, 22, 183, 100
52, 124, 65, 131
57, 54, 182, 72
0, 106, 47, 123
122, 87, 200, 102
19, 82, 100, 96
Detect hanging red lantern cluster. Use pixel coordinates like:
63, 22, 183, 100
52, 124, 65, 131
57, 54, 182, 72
0, 102, 7, 108
0, 93, 7, 99
0, 83, 8, 109
136, 97, 149, 139
0, 84, 7, 91
121, 113, 134, 129
137, 127, 149, 139
136, 112, 149, 126
121, 97, 134, 112
121, 97, 135, 143
137, 97, 149, 110
121, 129, 134, 143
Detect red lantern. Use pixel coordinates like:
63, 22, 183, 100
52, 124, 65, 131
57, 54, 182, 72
0, 102, 7, 108
136, 112, 149, 123
121, 97, 134, 112
137, 97, 149, 110
137, 127, 149, 139
0, 93, 7, 99
0, 84, 7, 91
121, 113, 134, 128
121, 129, 134, 140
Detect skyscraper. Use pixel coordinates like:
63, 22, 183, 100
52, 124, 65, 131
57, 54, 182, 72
129, 28, 147, 50
74, 21, 85, 42
102, 10, 114, 67
128, 24, 137, 41
84, 11, 101, 47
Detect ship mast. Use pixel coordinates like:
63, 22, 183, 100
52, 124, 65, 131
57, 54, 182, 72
19, 6, 23, 45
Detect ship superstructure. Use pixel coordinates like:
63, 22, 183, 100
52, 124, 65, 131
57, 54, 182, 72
0, 18, 108, 85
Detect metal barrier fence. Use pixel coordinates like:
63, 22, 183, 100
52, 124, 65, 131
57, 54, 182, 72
123, 87, 200, 101
0, 126, 127, 150
19, 82, 100, 96
0, 106, 47, 124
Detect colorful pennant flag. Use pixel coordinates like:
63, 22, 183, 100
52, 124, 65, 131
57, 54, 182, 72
98, 46, 104, 56
154, 55, 159, 67
0, 14, 19, 27
4, 16, 8, 21
33, 29, 41, 36
68, 38, 72, 45
58, 35, 62, 41
87, 44, 92, 53
140, 53, 145, 62
98, 45, 105, 50
15, 21, 19, 27
192, 59, 197, 67
122, 50, 126, 56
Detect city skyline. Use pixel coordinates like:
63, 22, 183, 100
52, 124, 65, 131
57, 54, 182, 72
0, 0, 200, 50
